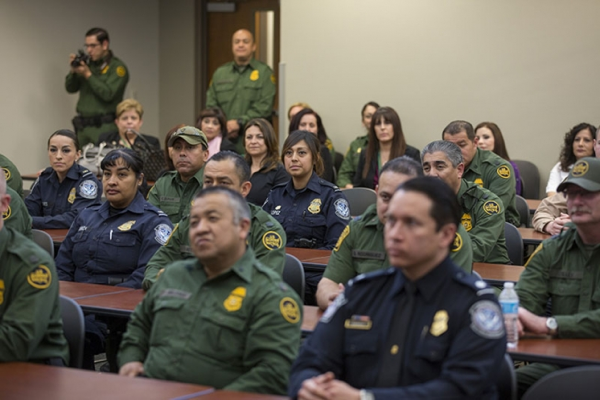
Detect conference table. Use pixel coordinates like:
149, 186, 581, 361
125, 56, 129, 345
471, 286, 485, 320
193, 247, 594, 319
44, 228, 70, 245
525, 199, 541, 214
518, 227, 551, 246
508, 338, 600, 367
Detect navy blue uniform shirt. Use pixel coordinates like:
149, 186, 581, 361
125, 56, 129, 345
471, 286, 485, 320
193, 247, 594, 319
25, 163, 102, 229
55, 192, 172, 288
289, 257, 507, 399
262, 172, 350, 250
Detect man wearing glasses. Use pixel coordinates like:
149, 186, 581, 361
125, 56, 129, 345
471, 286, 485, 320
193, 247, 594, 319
66, 27, 129, 146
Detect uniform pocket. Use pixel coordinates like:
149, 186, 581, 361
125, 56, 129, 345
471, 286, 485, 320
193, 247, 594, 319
150, 297, 187, 345
102, 232, 138, 268
548, 279, 581, 296
204, 313, 246, 363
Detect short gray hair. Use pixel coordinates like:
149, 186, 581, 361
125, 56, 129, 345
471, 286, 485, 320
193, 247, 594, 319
421, 140, 463, 168
193, 186, 250, 225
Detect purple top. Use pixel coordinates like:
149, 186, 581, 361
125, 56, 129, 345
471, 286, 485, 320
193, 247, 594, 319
509, 160, 523, 196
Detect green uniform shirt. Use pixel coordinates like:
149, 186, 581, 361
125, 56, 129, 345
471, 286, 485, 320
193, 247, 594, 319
206, 58, 276, 153
516, 225, 600, 338
336, 135, 368, 188
323, 204, 473, 284
0, 227, 69, 364
0, 154, 23, 199
65, 52, 129, 145
143, 203, 287, 290
147, 168, 204, 224
4, 186, 32, 239
119, 248, 302, 395
463, 148, 519, 226
457, 179, 510, 264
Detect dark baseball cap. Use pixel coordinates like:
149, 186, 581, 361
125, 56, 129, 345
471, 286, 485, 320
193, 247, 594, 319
557, 157, 600, 193
168, 126, 208, 149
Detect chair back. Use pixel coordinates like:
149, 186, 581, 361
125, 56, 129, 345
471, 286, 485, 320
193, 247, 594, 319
522, 365, 600, 400
496, 353, 517, 400
515, 195, 531, 227
341, 187, 377, 216
283, 254, 305, 303
59, 295, 85, 368
32, 229, 55, 258
334, 151, 344, 174
513, 160, 541, 199
504, 223, 524, 265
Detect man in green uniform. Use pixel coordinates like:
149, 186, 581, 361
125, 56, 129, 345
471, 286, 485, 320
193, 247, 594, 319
422, 140, 510, 264
66, 27, 129, 146
143, 151, 286, 290
119, 186, 301, 395
515, 156, 600, 396
147, 126, 208, 224
206, 29, 276, 154
442, 120, 519, 226
0, 173, 69, 365
0, 154, 23, 199
4, 186, 32, 239
317, 157, 473, 310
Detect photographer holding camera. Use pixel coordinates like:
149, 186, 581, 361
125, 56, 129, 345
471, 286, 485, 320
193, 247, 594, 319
66, 27, 129, 146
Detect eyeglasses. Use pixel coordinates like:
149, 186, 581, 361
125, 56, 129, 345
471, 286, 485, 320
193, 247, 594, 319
84, 43, 100, 49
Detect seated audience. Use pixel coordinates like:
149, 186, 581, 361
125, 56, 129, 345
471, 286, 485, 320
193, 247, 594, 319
143, 151, 286, 290
97, 99, 160, 149
422, 140, 510, 264
353, 106, 420, 189
4, 185, 32, 238
196, 107, 237, 159
515, 156, 600, 396
546, 122, 596, 197
316, 156, 473, 310
532, 193, 568, 234
0, 172, 69, 365
475, 121, 522, 195
289, 108, 335, 182
289, 177, 506, 399
119, 187, 302, 395
337, 101, 379, 188
0, 153, 24, 198
147, 126, 208, 224
244, 118, 289, 205
25, 129, 102, 229
443, 120, 519, 226
263, 131, 350, 304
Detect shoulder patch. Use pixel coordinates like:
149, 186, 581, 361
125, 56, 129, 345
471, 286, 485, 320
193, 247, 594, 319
280, 297, 300, 324
497, 165, 511, 179
262, 230, 283, 250
116, 66, 126, 77
270, 74, 276, 84
469, 300, 505, 339
79, 180, 98, 199
334, 198, 350, 220
321, 292, 346, 323
27, 265, 52, 289
3, 167, 11, 180
2, 206, 11, 220
333, 225, 350, 252
0, 279, 4, 304
482, 200, 501, 215
154, 224, 172, 245
452, 232, 463, 252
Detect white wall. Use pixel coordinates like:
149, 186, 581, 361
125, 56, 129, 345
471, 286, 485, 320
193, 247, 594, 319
281, 0, 600, 193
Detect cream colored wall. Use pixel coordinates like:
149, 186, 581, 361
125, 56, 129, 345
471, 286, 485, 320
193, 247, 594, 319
281, 0, 600, 195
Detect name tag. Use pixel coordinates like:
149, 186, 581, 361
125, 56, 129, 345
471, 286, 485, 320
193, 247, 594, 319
351, 250, 385, 260
180, 245, 193, 255
159, 289, 191, 299
344, 315, 372, 330
549, 270, 583, 279
160, 196, 180, 203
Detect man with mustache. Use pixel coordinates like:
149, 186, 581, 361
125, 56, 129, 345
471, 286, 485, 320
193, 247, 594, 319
515, 155, 600, 396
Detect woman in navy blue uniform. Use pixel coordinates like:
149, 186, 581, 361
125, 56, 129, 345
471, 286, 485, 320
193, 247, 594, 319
263, 131, 350, 304
55, 148, 173, 289
25, 129, 102, 229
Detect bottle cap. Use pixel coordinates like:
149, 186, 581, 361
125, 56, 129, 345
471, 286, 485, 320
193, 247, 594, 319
504, 282, 514, 289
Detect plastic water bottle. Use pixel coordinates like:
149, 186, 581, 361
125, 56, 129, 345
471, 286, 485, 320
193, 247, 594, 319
499, 282, 519, 348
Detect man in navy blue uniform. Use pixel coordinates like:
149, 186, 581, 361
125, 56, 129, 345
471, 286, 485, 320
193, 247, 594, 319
289, 177, 506, 400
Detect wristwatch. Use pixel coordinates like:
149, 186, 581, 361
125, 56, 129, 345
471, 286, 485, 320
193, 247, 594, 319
360, 389, 375, 400
546, 317, 558, 336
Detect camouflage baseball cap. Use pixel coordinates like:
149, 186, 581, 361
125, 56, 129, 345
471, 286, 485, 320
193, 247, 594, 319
557, 157, 600, 193
168, 126, 208, 149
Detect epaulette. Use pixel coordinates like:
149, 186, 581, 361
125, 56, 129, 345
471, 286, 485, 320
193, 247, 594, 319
348, 267, 395, 287
453, 269, 489, 294
80, 168, 94, 178
39, 167, 54, 177
318, 179, 342, 192
271, 181, 287, 189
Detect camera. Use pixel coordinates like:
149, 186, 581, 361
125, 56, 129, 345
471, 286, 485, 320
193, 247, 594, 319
71, 50, 90, 67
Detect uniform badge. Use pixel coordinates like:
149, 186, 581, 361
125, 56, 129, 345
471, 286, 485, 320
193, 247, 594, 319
68, 188, 76, 204
452, 233, 463, 252
483, 200, 501, 215
250, 70, 259, 81
474, 178, 484, 187
357, 147, 362, 154
223, 287, 246, 312
461, 213, 472, 231
2, 206, 11, 220
101, 65, 110, 74
2, 167, 10, 181
334, 199, 351, 220
262, 231, 282, 250
27, 265, 52, 289
321, 292, 347, 323
572, 160, 589, 176
497, 165, 511, 179
270, 74, 276, 84
0, 279, 4, 305
79, 180, 98, 199
154, 224, 172, 245
308, 198, 321, 214
116, 66, 126, 77
280, 297, 300, 324
430, 310, 449, 337
118, 220, 136, 231
344, 315, 372, 330
333, 225, 350, 252
469, 300, 504, 339
271, 205, 281, 216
